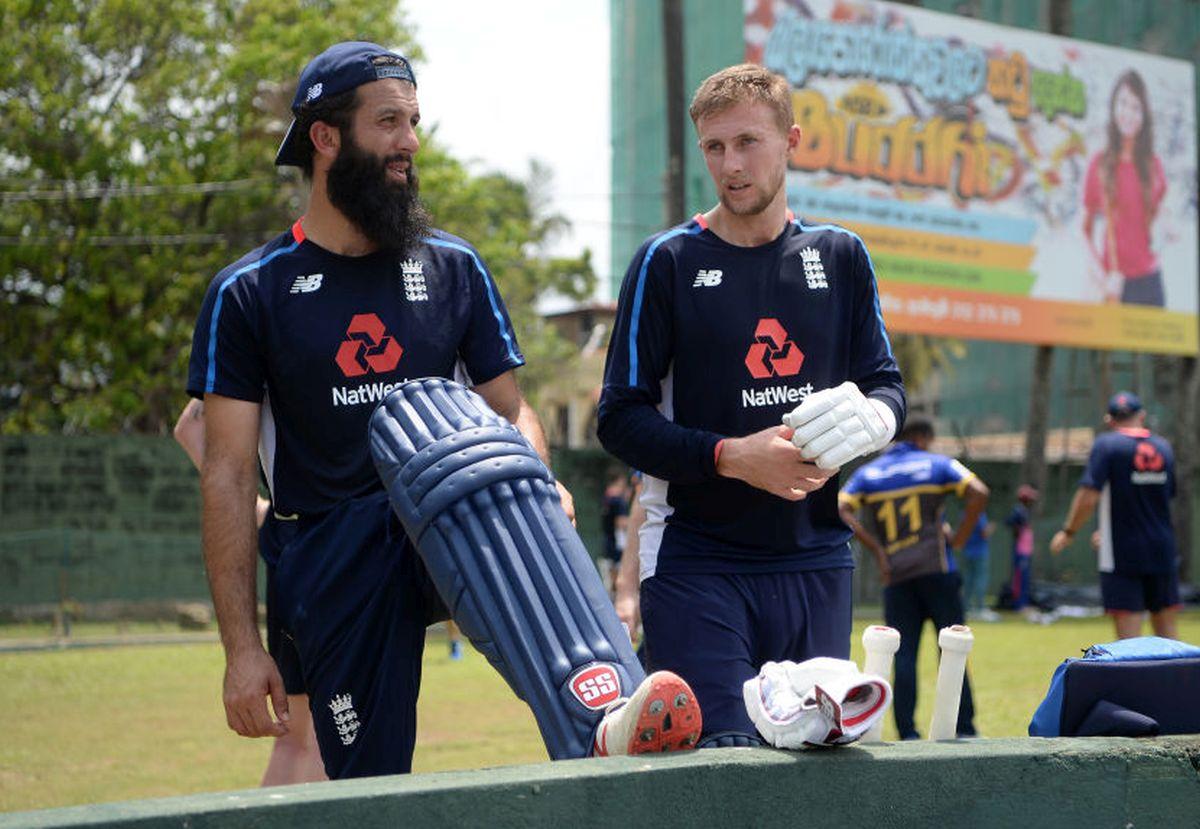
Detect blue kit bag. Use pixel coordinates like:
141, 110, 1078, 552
1029, 636, 1200, 737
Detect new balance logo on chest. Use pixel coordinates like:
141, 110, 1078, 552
693, 269, 723, 288
800, 247, 828, 290
289, 274, 323, 294
401, 258, 428, 302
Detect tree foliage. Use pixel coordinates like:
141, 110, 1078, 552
890, 333, 967, 396
0, 0, 592, 433
418, 155, 593, 407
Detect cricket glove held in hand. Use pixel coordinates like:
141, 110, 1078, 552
743, 658, 892, 749
782, 381, 896, 470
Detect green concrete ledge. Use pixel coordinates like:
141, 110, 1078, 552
4, 737, 1199, 828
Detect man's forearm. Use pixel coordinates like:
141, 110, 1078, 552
1061, 487, 1099, 534
615, 499, 645, 601
202, 465, 262, 656
174, 399, 206, 469
951, 484, 989, 549
511, 398, 552, 466
597, 395, 722, 484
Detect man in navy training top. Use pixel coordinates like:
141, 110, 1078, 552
1050, 392, 1181, 640
839, 417, 989, 740
188, 41, 678, 779
598, 64, 906, 747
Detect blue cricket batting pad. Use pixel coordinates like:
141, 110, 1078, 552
1028, 636, 1200, 737
368, 377, 646, 759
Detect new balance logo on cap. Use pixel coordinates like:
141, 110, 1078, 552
693, 269, 723, 288
290, 274, 323, 294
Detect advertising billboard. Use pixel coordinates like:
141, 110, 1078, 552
747, 0, 1198, 354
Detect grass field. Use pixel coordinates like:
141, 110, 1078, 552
2, 610, 1198, 814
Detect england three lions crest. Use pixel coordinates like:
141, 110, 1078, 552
329, 692, 361, 746
800, 247, 828, 290
400, 258, 428, 302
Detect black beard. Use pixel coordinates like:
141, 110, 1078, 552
325, 134, 431, 254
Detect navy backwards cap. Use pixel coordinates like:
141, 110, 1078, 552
275, 41, 416, 167
1107, 391, 1143, 418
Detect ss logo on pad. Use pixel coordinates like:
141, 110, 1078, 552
569, 665, 621, 709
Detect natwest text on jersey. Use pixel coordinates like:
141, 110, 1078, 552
741, 382, 814, 409
332, 378, 410, 408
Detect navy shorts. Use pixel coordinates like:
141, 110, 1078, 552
1100, 571, 1180, 613
273, 490, 444, 779
260, 514, 305, 695
640, 568, 853, 740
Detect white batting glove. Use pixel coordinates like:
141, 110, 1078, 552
782, 381, 896, 470
743, 658, 892, 749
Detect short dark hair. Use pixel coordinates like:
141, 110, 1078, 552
291, 87, 359, 178
898, 417, 934, 442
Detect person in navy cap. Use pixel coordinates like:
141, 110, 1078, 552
186, 41, 589, 778
1051, 392, 1181, 639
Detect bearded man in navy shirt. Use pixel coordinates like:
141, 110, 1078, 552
598, 64, 905, 747
188, 42, 701, 779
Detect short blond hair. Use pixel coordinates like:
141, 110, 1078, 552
688, 64, 793, 133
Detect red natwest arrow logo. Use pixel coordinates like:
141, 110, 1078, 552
1134, 441, 1164, 472
745, 318, 804, 379
334, 313, 404, 378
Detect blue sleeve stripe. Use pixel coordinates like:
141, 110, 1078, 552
627, 224, 702, 386
794, 220, 895, 360
426, 237, 520, 364
204, 240, 300, 394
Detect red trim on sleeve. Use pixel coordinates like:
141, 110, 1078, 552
693, 213, 709, 230
714, 439, 725, 468
291, 218, 306, 243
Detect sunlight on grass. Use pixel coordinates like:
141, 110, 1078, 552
1, 611, 1197, 813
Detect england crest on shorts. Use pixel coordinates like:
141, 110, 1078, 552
329, 692, 361, 746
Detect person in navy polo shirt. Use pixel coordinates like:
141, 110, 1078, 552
839, 417, 989, 740
186, 41, 590, 779
598, 64, 905, 747
1050, 392, 1181, 639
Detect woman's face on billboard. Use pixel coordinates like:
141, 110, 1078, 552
1113, 82, 1144, 140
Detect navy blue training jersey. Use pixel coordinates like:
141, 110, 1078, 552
597, 215, 905, 577
839, 443, 975, 583
187, 220, 524, 516
1080, 427, 1177, 575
